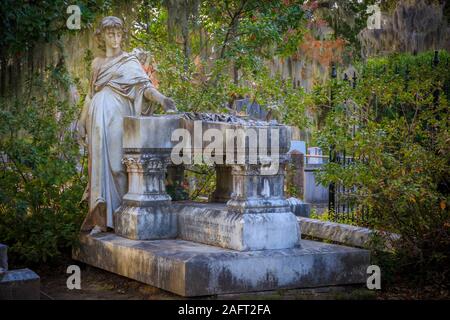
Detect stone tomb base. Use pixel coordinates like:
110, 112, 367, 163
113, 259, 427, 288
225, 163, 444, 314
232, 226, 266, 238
73, 233, 370, 297
176, 202, 300, 251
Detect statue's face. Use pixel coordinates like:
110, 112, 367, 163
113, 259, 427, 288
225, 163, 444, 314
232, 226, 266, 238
103, 28, 122, 50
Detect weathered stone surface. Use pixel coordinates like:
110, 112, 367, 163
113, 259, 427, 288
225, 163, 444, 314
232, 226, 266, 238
73, 233, 370, 297
226, 162, 292, 214
299, 217, 400, 251
299, 217, 370, 248
176, 202, 300, 251
123, 114, 291, 157
121, 153, 172, 205
120, 116, 295, 243
0, 244, 7, 272
210, 164, 233, 202
114, 204, 177, 240
0, 269, 40, 300
286, 150, 304, 199
304, 164, 329, 204
287, 197, 311, 217
123, 115, 185, 150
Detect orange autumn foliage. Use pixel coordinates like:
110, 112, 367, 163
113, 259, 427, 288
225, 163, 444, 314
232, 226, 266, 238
297, 32, 346, 66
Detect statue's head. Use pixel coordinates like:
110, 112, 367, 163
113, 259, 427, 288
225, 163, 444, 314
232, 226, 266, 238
95, 16, 126, 52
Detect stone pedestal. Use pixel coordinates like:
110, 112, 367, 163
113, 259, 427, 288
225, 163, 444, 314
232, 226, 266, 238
115, 116, 300, 248
0, 244, 40, 300
177, 202, 300, 251
121, 152, 172, 205
0, 269, 41, 300
114, 115, 186, 240
114, 151, 177, 240
286, 150, 305, 199
227, 162, 292, 214
211, 160, 301, 250
74, 232, 370, 297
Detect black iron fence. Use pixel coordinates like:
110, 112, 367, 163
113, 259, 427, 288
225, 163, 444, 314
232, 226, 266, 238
328, 63, 362, 222
327, 50, 448, 223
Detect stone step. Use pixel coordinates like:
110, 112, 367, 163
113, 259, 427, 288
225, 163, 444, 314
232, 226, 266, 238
176, 202, 300, 251
73, 232, 370, 297
0, 269, 40, 300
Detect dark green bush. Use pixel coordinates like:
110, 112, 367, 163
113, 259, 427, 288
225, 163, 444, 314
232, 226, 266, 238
0, 67, 87, 266
315, 51, 450, 289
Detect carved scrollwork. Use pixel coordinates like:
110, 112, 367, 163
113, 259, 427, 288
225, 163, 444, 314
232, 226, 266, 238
230, 164, 263, 176
122, 153, 170, 172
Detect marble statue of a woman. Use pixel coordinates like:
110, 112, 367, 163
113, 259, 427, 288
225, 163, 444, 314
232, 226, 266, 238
78, 16, 177, 232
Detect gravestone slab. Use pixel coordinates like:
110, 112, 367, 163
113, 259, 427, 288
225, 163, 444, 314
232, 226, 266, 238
287, 197, 311, 217
0, 269, 40, 300
73, 233, 370, 297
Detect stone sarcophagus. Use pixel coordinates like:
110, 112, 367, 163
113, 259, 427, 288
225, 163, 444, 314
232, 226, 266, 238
114, 114, 300, 251
74, 113, 369, 297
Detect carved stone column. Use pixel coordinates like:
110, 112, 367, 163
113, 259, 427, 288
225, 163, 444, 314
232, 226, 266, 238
122, 152, 172, 205
114, 150, 177, 240
226, 159, 291, 214
210, 164, 233, 203
207, 156, 301, 250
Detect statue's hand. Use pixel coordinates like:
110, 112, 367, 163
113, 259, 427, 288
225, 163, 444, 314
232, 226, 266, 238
76, 128, 87, 147
76, 123, 88, 147
77, 95, 90, 146
163, 97, 178, 113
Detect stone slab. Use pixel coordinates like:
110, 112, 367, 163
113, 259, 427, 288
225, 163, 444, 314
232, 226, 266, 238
287, 197, 311, 217
0, 268, 40, 300
299, 217, 400, 252
73, 233, 370, 297
176, 202, 300, 251
123, 115, 291, 156
114, 204, 177, 240
304, 164, 329, 204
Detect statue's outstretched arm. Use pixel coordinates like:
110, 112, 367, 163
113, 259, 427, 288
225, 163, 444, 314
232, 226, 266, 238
77, 95, 90, 144
143, 85, 177, 113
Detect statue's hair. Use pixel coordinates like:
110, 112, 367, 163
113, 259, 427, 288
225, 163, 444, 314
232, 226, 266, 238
94, 16, 127, 51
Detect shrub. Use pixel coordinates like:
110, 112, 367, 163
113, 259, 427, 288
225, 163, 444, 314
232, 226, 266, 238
315, 51, 450, 289
0, 66, 87, 266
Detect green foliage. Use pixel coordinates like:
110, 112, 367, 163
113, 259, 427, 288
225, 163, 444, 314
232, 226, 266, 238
0, 0, 111, 56
131, 1, 309, 129
310, 209, 361, 226
316, 0, 376, 58
1, 0, 311, 266
0, 67, 87, 266
202, 0, 306, 60
314, 50, 450, 288
185, 164, 216, 201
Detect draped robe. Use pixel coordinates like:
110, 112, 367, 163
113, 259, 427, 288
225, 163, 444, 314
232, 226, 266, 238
81, 51, 154, 231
